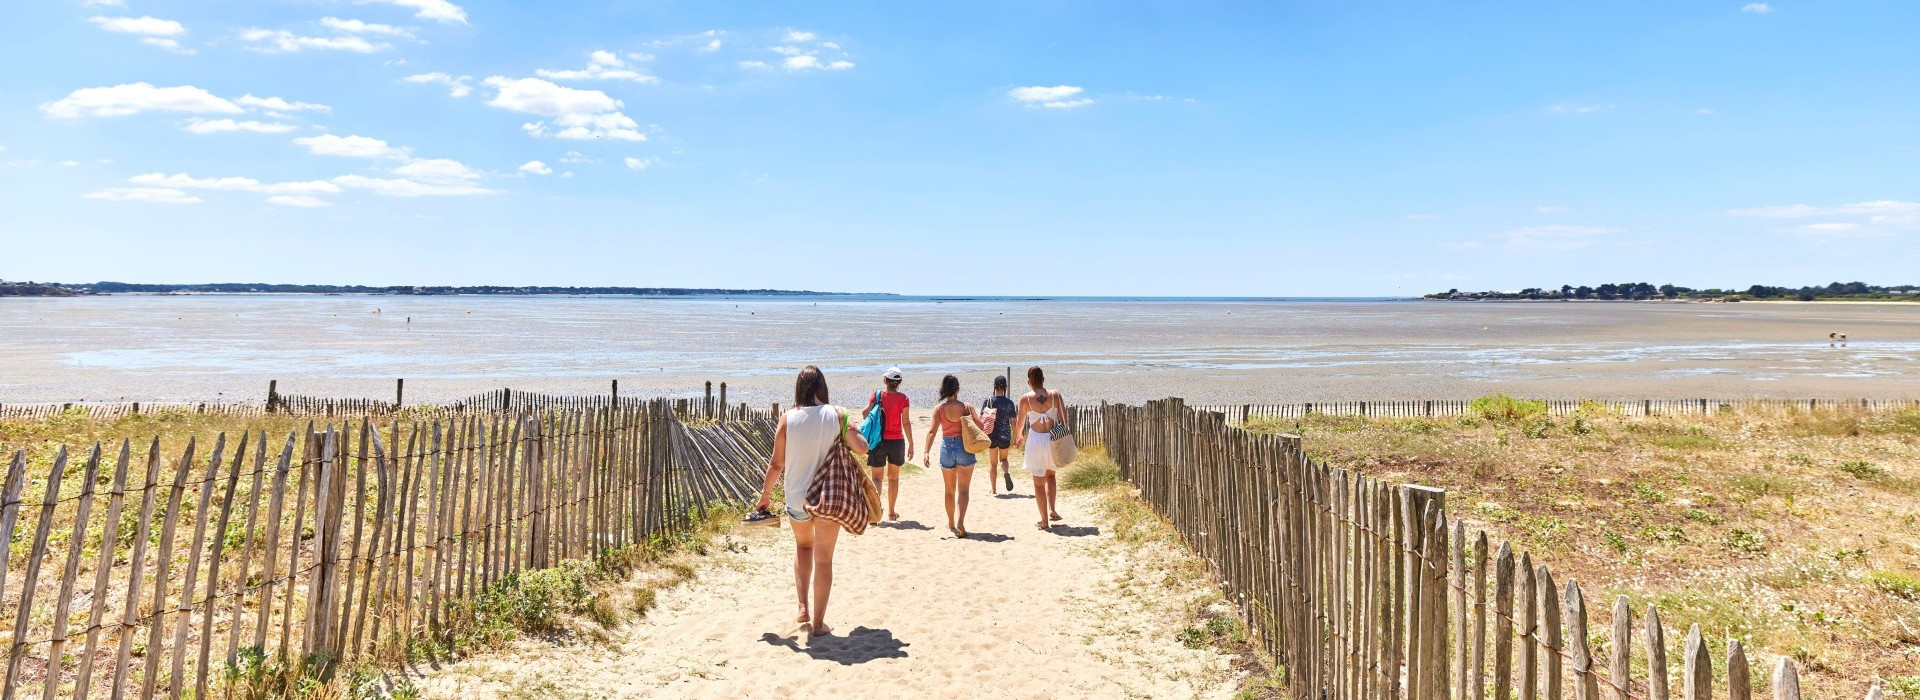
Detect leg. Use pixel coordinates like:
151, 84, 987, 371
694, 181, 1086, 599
940, 466, 958, 531
885, 463, 902, 519
809, 521, 841, 635
790, 518, 816, 622
1045, 472, 1061, 520
954, 465, 975, 535
1033, 475, 1049, 528
986, 449, 1001, 493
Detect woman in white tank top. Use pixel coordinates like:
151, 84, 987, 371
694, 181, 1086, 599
1013, 365, 1068, 530
755, 366, 868, 637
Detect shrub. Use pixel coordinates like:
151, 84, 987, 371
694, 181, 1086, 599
1725, 528, 1767, 556
1838, 460, 1884, 479
1870, 571, 1920, 601
1470, 394, 1547, 423
1063, 453, 1120, 490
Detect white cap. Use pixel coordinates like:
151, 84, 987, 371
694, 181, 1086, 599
883, 367, 904, 381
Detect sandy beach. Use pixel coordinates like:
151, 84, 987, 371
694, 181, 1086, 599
4, 295, 1919, 406
414, 416, 1240, 699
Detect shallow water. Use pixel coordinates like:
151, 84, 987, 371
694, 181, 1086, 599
3, 295, 1917, 405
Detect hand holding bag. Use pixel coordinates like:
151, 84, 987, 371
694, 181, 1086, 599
805, 409, 880, 533
858, 391, 886, 449
959, 407, 992, 454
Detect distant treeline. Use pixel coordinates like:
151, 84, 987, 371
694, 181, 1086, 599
5, 281, 867, 297
0, 281, 83, 297
1428, 281, 1920, 301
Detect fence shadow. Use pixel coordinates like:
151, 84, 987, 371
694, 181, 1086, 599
1045, 525, 1100, 538
758, 626, 909, 665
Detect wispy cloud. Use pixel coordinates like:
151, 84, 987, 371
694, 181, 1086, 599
1726, 200, 1920, 218
536, 51, 657, 84
1547, 103, 1615, 115
293, 134, 413, 159
1741, 3, 1774, 14
320, 17, 413, 38
42, 83, 242, 118
240, 28, 388, 53
483, 77, 645, 141
1009, 85, 1093, 110
359, 0, 468, 25
519, 160, 553, 175
84, 187, 202, 204
182, 119, 299, 134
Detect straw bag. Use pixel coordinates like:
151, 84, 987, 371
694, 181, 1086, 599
1048, 401, 1077, 466
959, 408, 991, 454
804, 410, 880, 534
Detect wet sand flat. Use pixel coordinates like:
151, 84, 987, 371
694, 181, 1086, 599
3, 295, 1918, 405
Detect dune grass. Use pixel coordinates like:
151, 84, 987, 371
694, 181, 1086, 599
1245, 402, 1920, 699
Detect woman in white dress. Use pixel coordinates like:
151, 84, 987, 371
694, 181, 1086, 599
755, 366, 868, 637
1013, 366, 1068, 530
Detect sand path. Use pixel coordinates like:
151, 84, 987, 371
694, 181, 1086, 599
417, 420, 1239, 699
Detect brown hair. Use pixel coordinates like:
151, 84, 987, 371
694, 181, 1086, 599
939, 374, 960, 400
1027, 366, 1046, 387
795, 365, 829, 407
884, 376, 902, 391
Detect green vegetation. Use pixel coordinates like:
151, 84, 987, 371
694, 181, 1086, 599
1244, 399, 1920, 697
1061, 452, 1121, 490
1428, 280, 1919, 301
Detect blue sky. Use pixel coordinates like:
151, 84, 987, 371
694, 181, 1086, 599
2, 1, 1917, 296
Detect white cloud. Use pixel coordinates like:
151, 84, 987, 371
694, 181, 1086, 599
648, 29, 724, 51
1009, 85, 1093, 109
60, 160, 82, 167
240, 28, 387, 53
84, 187, 201, 204
784, 30, 816, 42
624, 156, 659, 170
558, 150, 595, 163
1801, 222, 1859, 232
267, 195, 333, 207
1534, 205, 1569, 214
182, 119, 299, 134
780, 55, 855, 71
320, 17, 413, 37
80, 0, 127, 6
293, 134, 413, 159
483, 76, 645, 141
130, 172, 343, 195
1741, 3, 1773, 13
402, 72, 473, 98
235, 94, 331, 113
140, 37, 195, 54
391, 157, 483, 182
1548, 103, 1615, 115
1494, 225, 1621, 249
359, 0, 468, 24
333, 174, 497, 196
41, 83, 242, 118
738, 60, 771, 70
87, 15, 184, 36
701, 38, 722, 52
535, 50, 658, 84
519, 160, 553, 175
561, 171, 574, 178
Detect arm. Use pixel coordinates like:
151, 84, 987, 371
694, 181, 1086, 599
922, 405, 938, 458
756, 414, 789, 511
862, 392, 877, 419
903, 403, 916, 459
837, 408, 869, 455
1014, 397, 1028, 447
967, 403, 990, 432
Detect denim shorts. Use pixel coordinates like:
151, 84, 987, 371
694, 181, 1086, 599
939, 436, 977, 469
786, 505, 812, 522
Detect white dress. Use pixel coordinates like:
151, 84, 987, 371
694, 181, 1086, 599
1023, 402, 1062, 477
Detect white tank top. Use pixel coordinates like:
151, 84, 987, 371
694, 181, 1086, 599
783, 404, 842, 515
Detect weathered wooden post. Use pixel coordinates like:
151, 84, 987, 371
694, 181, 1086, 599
612, 379, 619, 405
266, 380, 279, 413
395, 378, 405, 408
720, 383, 728, 421
705, 381, 714, 419
500, 387, 511, 411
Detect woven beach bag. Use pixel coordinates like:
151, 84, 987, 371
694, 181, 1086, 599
804, 412, 879, 534
1048, 404, 1078, 466
959, 409, 992, 454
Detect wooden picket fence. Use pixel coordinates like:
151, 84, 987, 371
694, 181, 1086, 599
0, 399, 771, 699
1186, 397, 1920, 424
0, 404, 266, 422
1100, 398, 1884, 700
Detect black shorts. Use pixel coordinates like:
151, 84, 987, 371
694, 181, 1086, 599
989, 434, 1012, 450
868, 439, 907, 467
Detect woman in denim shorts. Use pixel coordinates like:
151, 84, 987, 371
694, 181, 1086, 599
922, 374, 991, 538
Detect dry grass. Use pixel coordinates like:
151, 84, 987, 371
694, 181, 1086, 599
1246, 403, 1920, 698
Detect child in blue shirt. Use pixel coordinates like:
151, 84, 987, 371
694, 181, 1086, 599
981, 375, 1018, 493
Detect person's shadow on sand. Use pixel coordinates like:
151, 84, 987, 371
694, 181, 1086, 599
993, 493, 1034, 500
872, 519, 935, 531
953, 532, 1013, 543
1048, 525, 1100, 537
760, 626, 910, 665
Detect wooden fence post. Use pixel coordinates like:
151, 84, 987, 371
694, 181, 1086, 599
396, 378, 405, 408
267, 379, 279, 413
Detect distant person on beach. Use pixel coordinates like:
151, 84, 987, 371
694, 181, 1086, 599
982, 376, 1018, 494
1014, 366, 1068, 530
862, 367, 912, 520
754, 366, 868, 637
923, 375, 991, 537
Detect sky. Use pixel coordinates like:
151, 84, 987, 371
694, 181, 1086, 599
2, 1, 1917, 296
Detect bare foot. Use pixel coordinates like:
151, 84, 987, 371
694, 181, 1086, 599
956, 527, 968, 538
809, 622, 833, 638
889, 511, 899, 521
796, 606, 810, 623
1036, 521, 1048, 530
1050, 513, 1063, 521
